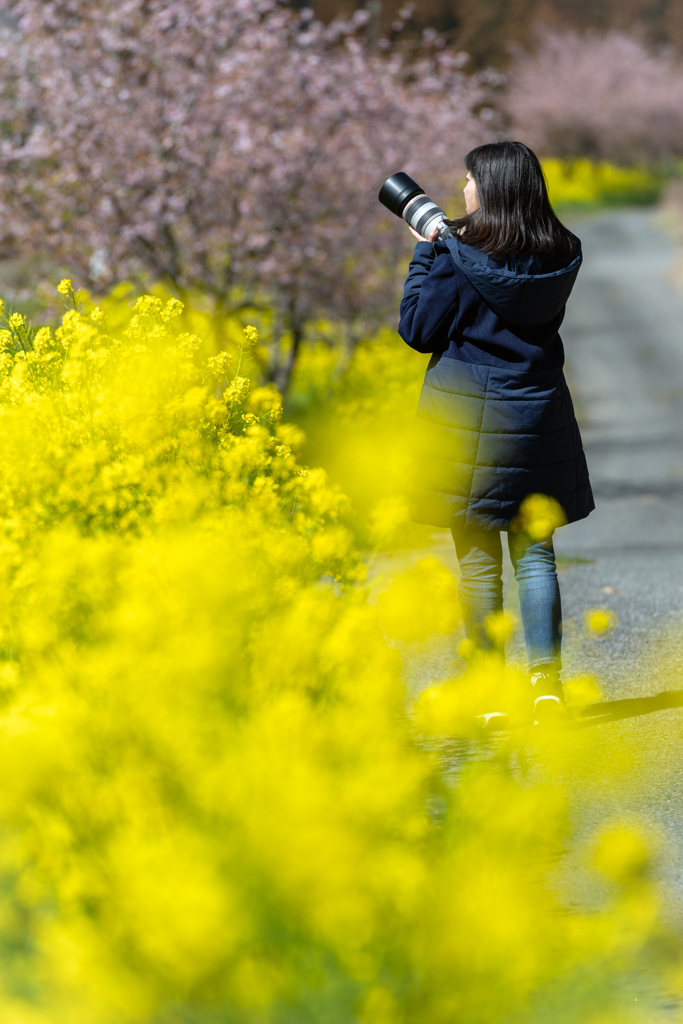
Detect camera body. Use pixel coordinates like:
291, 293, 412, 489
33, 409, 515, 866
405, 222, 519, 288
378, 172, 454, 240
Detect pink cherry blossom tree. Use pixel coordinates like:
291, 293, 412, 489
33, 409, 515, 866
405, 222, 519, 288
505, 28, 683, 164
0, 1, 495, 389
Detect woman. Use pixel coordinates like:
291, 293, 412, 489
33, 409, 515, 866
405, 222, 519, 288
398, 141, 593, 724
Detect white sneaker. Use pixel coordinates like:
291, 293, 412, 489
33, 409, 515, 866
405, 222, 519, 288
531, 669, 567, 726
475, 711, 510, 731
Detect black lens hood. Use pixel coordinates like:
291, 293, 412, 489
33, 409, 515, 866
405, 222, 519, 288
378, 172, 424, 217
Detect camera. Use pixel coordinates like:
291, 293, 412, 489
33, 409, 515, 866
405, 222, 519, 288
378, 172, 453, 240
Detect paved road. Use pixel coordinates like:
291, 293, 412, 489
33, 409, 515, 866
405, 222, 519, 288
533, 209, 683, 1017
553, 210, 683, 761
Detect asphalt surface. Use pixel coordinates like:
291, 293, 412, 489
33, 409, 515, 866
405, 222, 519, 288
551, 210, 683, 961
385, 209, 683, 1016
544, 209, 683, 717
532, 208, 683, 1017
552, 207, 683, 831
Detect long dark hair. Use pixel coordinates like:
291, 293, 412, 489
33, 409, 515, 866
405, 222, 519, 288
447, 141, 576, 259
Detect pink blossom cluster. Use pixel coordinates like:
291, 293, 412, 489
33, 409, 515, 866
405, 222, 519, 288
0, 0, 494, 382
506, 28, 683, 163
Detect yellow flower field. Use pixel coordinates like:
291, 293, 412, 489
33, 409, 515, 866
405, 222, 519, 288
0, 289, 673, 1022
543, 158, 663, 208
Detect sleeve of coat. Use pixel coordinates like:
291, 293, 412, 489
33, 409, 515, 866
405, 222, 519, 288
398, 241, 460, 354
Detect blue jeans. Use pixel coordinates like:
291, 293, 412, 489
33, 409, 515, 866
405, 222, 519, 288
451, 525, 562, 670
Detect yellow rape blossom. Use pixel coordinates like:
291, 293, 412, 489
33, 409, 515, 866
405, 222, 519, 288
512, 492, 567, 541
485, 609, 517, 645
224, 375, 251, 405
585, 607, 619, 636
161, 296, 184, 322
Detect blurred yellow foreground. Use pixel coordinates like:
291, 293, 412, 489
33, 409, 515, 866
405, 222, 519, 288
0, 289, 675, 1023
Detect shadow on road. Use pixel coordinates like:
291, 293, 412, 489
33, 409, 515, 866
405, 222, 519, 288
578, 690, 683, 726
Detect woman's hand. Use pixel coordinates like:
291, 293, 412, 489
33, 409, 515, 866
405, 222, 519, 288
408, 225, 440, 244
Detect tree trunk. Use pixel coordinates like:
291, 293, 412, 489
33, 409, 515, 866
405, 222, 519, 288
273, 319, 304, 396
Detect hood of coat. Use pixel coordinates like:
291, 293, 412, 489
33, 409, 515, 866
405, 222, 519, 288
441, 236, 583, 327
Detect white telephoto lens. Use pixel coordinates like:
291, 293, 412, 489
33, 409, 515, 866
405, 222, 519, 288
403, 194, 450, 239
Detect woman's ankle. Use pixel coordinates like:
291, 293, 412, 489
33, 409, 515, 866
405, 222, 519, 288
529, 660, 560, 677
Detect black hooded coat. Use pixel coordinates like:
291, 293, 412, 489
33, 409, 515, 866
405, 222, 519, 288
398, 237, 594, 531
